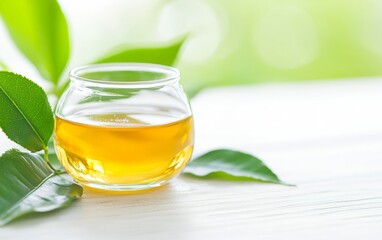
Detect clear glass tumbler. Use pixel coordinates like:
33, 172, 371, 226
54, 63, 194, 191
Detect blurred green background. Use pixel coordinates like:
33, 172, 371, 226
164, 0, 382, 93
1, 0, 382, 94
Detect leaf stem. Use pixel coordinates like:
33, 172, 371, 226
43, 146, 55, 171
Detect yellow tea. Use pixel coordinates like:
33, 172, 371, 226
54, 113, 194, 189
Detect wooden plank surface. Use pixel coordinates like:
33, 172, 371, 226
1, 78, 382, 239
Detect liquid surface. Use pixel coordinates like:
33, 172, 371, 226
54, 112, 193, 189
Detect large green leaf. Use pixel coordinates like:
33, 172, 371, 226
0, 72, 54, 152
94, 37, 186, 66
184, 149, 290, 185
0, 0, 70, 84
0, 149, 82, 226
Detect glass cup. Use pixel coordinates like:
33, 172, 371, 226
54, 63, 194, 191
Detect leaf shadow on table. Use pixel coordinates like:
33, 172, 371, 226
182, 172, 268, 182
3, 185, 173, 228
2, 206, 75, 228
182, 172, 295, 186
4, 183, 192, 236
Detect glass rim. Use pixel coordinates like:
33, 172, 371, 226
70, 63, 180, 87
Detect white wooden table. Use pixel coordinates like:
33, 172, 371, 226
1, 78, 382, 239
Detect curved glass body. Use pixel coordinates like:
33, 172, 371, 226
54, 63, 194, 191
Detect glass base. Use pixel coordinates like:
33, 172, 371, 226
79, 179, 171, 192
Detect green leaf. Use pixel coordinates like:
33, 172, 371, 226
0, 72, 54, 152
54, 38, 186, 98
94, 37, 186, 66
183, 149, 290, 185
0, 0, 70, 84
53, 80, 70, 98
0, 149, 82, 226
